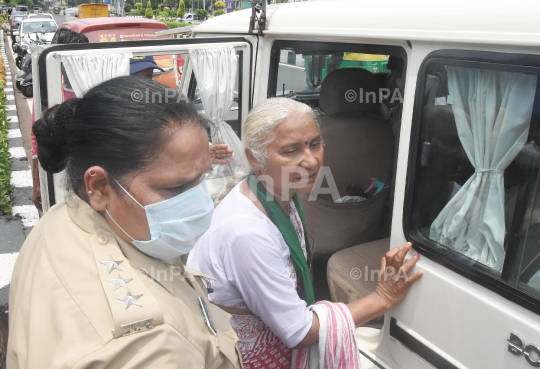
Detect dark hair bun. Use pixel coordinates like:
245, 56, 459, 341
33, 98, 80, 173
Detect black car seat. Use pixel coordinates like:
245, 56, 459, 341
299, 67, 395, 260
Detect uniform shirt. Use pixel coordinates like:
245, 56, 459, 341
187, 182, 313, 348
7, 195, 241, 369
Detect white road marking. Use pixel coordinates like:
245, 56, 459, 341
9, 147, 26, 158
11, 170, 32, 188
0, 253, 19, 289
6, 105, 16, 110
7, 129, 21, 138
6, 81, 12, 85
5, 88, 13, 92
12, 205, 39, 228
9, 116, 19, 123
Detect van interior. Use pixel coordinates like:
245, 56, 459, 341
270, 41, 407, 328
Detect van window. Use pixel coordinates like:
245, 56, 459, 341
268, 41, 406, 306
275, 50, 389, 99
188, 50, 243, 137
408, 53, 540, 311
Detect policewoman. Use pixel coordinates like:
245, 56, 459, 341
7, 76, 241, 369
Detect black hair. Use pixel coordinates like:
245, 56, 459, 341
33, 76, 207, 196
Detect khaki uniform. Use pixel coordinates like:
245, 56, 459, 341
7, 196, 242, 369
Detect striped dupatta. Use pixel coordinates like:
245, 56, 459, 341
293, 301, 360, 369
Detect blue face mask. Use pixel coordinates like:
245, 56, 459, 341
105, 176, 214, 262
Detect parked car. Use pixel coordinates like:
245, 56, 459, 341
14, 5, 28, 15
65, 7, 79, 21
18, 19, 58, 45
28, 13, 54, 20
10, 15, 27, 46
177, 13, 202, 24
9, 11, 24, 31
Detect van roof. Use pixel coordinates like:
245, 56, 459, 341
194, 0, 540, 47
58, 17, 168, 34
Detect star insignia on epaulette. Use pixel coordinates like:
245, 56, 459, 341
116, 291, 143, 310
100, 255, 123, 274
107, 274, 133, 291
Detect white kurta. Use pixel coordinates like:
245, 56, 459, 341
187, 181, 313, 349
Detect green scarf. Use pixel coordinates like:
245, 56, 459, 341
246, 174, 315, 306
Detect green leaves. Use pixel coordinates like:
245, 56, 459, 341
177, 0, 185, 18
145, 0, 153, 18
162, 20, 191, 28
0, 55, 12, 215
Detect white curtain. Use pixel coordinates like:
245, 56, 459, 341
530, 270, 540, 289
188, 47, 249, 180
61, 52, 133, 97
430, 66, 537, 271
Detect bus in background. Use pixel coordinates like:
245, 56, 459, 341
77, 3, 108, 19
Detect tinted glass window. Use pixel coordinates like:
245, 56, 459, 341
23, 21, 57, 34
275, 50, 389, 97
409, 60, 540, 299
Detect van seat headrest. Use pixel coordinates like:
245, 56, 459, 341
320, 68, 381, 117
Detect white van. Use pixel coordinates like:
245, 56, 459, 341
65, 7, 79, 21
32, 1, 540, 368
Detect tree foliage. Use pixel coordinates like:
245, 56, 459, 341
134, 2, 143, 8
214, 9, 225, 15
214, 0, 225, 9
177, 0, 185, 18
196, 8, 207, 19
145, 0, 153, 18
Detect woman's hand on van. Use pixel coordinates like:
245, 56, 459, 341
210, 144, 233, 165
374, 242, 424, 310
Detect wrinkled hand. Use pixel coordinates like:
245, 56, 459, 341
32, 185, 42, 212
210, 144, 233, 165
374, 242, 423, 310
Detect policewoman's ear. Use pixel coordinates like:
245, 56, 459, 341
85, 166, 113, 211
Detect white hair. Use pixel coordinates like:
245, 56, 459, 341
242, 97, 320, 169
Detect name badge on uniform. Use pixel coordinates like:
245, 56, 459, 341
197, 297, 217, 336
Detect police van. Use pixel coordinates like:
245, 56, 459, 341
26, 1, 540, 368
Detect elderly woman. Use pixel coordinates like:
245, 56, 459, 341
8, 77, 241, 369
188, 98, 423, 369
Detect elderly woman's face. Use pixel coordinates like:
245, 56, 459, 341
261, 112, 324, 198
96, 124, 212, 245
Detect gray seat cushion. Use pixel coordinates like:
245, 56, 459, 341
327, 238, 390, 304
